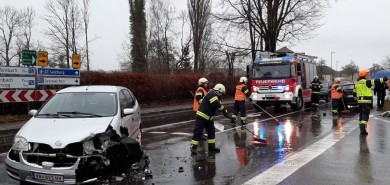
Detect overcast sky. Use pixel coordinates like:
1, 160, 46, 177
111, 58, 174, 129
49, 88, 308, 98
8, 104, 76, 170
1, 0, 389, 72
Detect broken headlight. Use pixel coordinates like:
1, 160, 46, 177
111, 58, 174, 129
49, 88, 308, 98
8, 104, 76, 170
12, 136, 31, 152
83, 140, 96, 155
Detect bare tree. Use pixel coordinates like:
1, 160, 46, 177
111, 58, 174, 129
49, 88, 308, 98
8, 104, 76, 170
188, 0, 211, 73
82, 0, 91, 71
370, 63, 383, 74
42, 0, 72, 68
147, 0, 177, 74
381, 55, 390, 69
0, 6, 22, 66
216, 0, 326, 53
15, 7, 36, 66
69, 0, 82, 55
341, 60, 359, 80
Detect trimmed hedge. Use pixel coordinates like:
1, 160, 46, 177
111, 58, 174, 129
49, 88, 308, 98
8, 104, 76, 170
80, 72, 239, 103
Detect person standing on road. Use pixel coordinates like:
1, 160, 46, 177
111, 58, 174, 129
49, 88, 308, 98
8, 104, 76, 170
231, 77, 252, 127
331, 78, 343, 115
193, 78, 210, 140
356, 70, 387, 135
193, 78, 209, 112
374, 80, 388, 111
310, 76, 322, 109
191, 84, 235, 155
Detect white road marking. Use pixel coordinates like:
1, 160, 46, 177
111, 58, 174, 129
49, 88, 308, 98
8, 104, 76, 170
170, 132, 193, 136
147, 131, 167, 134
243, 114, 359, 185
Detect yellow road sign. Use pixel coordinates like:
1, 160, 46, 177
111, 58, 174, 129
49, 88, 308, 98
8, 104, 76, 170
72, 54, 81, 69
37, 51, 48, 67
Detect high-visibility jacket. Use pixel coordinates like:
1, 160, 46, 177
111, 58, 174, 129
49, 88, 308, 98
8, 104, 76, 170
356, 79, 375, 104
193, 86, 207, 111
196, 90, 226, 121
310, 80, 322, 94
331, 83, 343, 99
234, 84, 250, 101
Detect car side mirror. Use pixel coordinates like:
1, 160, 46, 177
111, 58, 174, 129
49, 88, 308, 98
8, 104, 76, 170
28, 109, 38, 116
123, 108, 135, 116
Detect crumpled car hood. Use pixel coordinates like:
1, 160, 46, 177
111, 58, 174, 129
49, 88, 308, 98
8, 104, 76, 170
18, 117, 114, 149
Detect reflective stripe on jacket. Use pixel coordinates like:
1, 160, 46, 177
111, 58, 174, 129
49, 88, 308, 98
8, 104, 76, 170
310, 81, 322, 94
196, 90, 225, 121
193, 87, 207, 111
331, 83, 343, 99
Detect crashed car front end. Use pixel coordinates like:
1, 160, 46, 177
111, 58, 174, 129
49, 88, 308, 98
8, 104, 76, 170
5, 127, 147, 184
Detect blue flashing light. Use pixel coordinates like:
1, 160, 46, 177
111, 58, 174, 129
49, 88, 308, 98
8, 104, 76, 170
277, 86, 284, 90
254, 57, 262, 63
282, 56, 293, 61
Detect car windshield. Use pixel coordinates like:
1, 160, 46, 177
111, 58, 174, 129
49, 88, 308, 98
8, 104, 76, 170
252, 62, 291, 79
37, 92, 117, 117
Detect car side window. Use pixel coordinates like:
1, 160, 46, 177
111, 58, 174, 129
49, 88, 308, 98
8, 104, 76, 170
119, 91, 127, 110
122, 89, 135, 108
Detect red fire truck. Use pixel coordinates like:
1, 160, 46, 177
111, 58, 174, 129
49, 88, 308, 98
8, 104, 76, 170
249, 53, 317, 112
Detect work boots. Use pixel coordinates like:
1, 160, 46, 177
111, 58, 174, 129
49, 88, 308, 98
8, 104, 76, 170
359, 124, 368, 135
241, 120, 247, 125
190, 144, 198, 155
208, 143, 220, 153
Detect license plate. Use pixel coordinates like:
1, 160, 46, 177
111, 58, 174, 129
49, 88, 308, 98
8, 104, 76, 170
265, 94, 274, 97
31, 172, 64, 182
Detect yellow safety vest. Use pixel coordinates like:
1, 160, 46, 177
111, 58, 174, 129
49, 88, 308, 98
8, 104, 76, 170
355, 79, 374, 104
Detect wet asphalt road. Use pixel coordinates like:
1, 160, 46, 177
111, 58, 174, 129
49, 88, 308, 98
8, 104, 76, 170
2, 102, 390, 184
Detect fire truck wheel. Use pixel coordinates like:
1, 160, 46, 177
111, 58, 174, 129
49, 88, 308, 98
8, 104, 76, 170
291, 94, 303, 111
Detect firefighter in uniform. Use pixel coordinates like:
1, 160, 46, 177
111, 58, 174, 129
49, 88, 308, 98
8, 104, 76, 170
191, 84, 234, 155
310, 76, 322, 109
331, 78, 343, 115
232, 77, 252, 127
356, 70, 387, 135
193, 78, 209, 112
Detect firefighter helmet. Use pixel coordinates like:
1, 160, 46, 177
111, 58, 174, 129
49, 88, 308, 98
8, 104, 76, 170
239, 77, 248, 83
335, 78, 341, 83
198, 78, 209, 86
358, 70, 369, 77
213, 84, 226, 94
314, 76, 319, 80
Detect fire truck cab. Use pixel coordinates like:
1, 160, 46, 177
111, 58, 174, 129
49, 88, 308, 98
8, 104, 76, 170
249, 53, 317, 112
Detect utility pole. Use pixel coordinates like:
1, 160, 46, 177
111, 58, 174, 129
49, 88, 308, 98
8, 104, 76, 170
331, 52, 335, 79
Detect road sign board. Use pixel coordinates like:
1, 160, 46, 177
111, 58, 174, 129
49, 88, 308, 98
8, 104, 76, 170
37, 77, 80, 85
37, 51, 48, 67
0, 76, 35, 89
37, 68, 80, 77
72, 54, 81, 69
0, 67, 36, 76
22, 50, 37, 66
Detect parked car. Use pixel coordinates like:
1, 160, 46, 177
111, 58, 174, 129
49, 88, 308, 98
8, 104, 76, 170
5, 86, 149, 184
341, 83, 358, 109
319, 80, 332, 102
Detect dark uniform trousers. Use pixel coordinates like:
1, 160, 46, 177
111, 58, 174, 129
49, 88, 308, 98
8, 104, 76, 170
233, 101, 246, 118
359, 103, 371, 124
311, 93, 320, 106
192, 117, 215, 142
332, 98, 342, 113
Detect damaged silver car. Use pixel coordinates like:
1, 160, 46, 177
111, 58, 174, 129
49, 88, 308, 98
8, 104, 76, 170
5, 86, 149, 184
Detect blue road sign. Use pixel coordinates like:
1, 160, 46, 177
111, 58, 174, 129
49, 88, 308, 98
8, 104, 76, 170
37, 68, 80, 77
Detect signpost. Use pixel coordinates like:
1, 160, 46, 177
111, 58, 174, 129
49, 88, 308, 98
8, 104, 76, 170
37, 51, 48, 67
0, 76, 35, 89
72, 54, 81, 69
37, 68, 80, 77
22, 50, 37, 66
0, 67, 36, 76
38, 77, 80, 85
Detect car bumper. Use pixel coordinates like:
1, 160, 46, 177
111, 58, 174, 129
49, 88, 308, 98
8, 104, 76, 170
251, 92, 294, 102
5, 151, 96, 184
